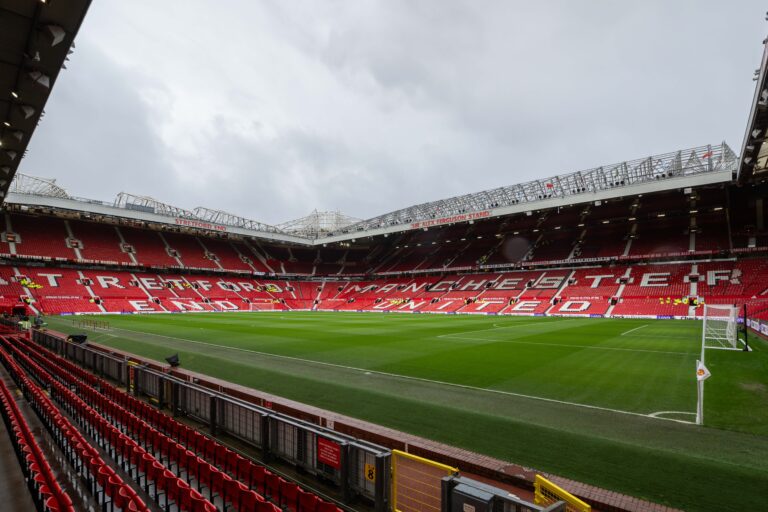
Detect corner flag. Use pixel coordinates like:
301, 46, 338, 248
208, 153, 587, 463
696, 361, 711, 381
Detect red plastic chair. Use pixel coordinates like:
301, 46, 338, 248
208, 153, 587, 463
139, 452, 154, 488
265, 473, 282, 502
148, 461, 166, 501
280, 480, 300, 510
165, 476, 182, 508
215, 443, 228, 467
204, 438, 216, 462
185, 452, 201, 485
241, 488, 265, 510
298, 489, 319, 512
113, 485, 130, 510
198, 461, 214, 494
129, 444, 144, 478
190, 491, 216, 512
158, 469, 176, 508
128, 496, 149, 512
317, 501, 342, 512
210, 469, 227, 503
251, 463, 267, 492
236, 455, 252, 485
224, 477, 243, 509
107, 474, 123, 507
96, 464, 113, 503
258, 500, 282, 512
171, 443, 187, 476
227, 450, 242, 475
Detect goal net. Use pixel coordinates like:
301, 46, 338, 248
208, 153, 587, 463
701, 304, 741, 352
249, 302, 276, 312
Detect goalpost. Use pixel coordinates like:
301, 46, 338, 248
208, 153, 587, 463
697, 304, 749, 425
700, 304, 744, 355
248, 302, 276, 312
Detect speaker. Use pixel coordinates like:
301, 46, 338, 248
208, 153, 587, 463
165, 354, 180, 367
67, 334, 87, 344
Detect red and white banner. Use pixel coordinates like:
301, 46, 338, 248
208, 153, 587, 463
410, 210, 491, 230
174, 218, 227, 232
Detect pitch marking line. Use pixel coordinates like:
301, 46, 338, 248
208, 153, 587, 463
439, 319, 691, 355
648, 411, 696, 424
621, 324, 650, 336
437, 335, 692, 355
108, 326, 696, 425
438, 318, 582, 338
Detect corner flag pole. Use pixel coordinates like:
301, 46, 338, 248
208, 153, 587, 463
696, 360, 711, 426
696, 364, 704, 425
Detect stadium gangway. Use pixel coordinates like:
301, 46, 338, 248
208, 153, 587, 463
32, 328, 390, 512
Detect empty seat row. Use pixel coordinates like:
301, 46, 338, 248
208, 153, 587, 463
0, 338, 205, 511
21, 335, 340, 512
0, 374, 74, 512
16, 335, 342, 512
0, 344, 148, 511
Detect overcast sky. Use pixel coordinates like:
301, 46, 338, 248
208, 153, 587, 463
20, 1, 768, 225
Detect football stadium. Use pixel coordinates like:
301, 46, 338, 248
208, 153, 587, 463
1, 2, 767, 512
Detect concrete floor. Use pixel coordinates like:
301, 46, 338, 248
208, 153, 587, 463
0, 398, 39, 512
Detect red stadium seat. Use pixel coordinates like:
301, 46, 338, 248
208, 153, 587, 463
298, 489, 319, 512
280, 479, 300, 510
317, 500, 342, 512
251, 463, 267, 492
265, 472, 282, 502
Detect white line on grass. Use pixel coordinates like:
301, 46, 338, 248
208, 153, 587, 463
491, 319, 581, 329
108, 325, 696, 425
648, 411, 697, 419
621, 324, 650, 336
648, 411, 696, 424
436, 335, 692, 355
437, 318, 581, 338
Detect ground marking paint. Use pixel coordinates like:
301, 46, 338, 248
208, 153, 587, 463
436, 318, 582, 338
621, 324, 650, 336
438, 335, 692, 355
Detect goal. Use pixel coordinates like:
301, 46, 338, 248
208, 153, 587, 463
249, 302, 276, 312
701, 304, 742, 353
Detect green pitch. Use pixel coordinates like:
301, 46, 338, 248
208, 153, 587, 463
45, 312, 768, 511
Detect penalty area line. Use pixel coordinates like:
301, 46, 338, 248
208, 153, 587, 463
620, 324, 649, 336
108, 325, 694, 425
437, 318, 583, 338
436, 335, 691, 355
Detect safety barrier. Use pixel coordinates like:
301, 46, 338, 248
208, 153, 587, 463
534, 475, 591, 512
391, 449, 457, 512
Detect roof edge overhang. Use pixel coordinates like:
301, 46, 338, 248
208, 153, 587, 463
5, 167, 734, 247
319, 168, 734, 244
4, 193, 312, 245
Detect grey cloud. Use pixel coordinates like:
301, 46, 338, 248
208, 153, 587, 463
21, 44, 174, 201
18, 0, 768, 224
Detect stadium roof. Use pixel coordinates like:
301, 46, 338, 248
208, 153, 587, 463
321, 142, 738, 242
6, 142, 737, 246
740, 34, 768, 182
0, 0, 92, 204
278, 210, 362, 239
